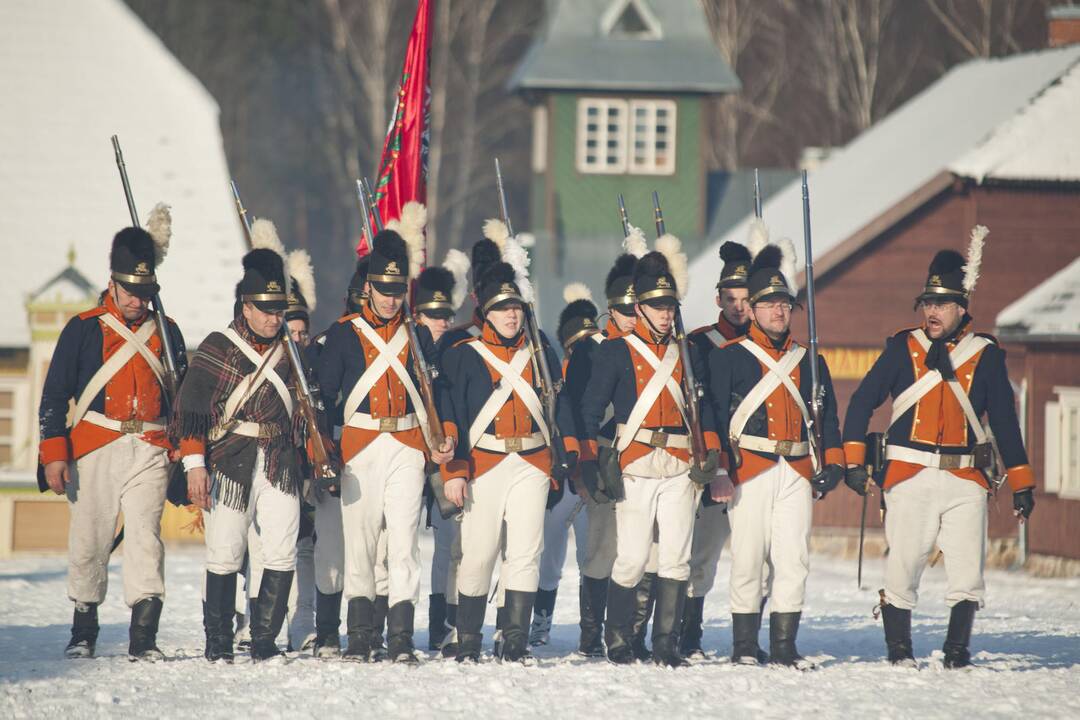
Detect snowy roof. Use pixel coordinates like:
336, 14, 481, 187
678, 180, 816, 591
995, 256, 1080, 340
0, 0, 246, 348
29, 265, 96, 306
510, 0, 740, 93
683, 45, 1080, 329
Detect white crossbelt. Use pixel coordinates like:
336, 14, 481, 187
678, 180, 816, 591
729, 341, 814, 462
223, 328, 293, 419
71, 316, 162, 428
616, 335, 686, 453
343, 317, 431, 447
590, 333, 604, 345
82, 410, 164, 434
705, 328, 725, 348
466, 340, 549, 451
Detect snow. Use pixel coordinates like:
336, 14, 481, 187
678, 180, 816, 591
3, 532, 1079, 719
995, 255, 1080, 339
682, 46, 1080, 330
0, 0, 246, 349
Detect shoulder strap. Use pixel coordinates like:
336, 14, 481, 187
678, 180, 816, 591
616, 336, 684, 453
706, 328, 725, 348
70, 318, 159, 427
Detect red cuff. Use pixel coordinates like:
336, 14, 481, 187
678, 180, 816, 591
843, 441, 866, 466
825, 446, 846, 467
442, 420, 459, 445
440, 458, 470, 483
704, 431, 721, 451
39, 436, 71, 465
563, 435, 581, 456
180, 437, 206, 457
583, 439, 599, 459
1006, 464, 1035, 492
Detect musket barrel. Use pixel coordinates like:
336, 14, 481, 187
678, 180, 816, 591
651, 191, 666, 237
618, 194, 631, 237
494, 158, 514, 237
801, 171, 820, 391
754, 168, 763, 219
362, 177, 384, 232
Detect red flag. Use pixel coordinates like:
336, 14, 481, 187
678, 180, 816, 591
357, 0, 433, 258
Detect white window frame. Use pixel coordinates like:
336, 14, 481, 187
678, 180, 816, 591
1051, 386, 1080, 500
628, 99, 677, 175
0, 377, 29, 470
576, 98, 628, 174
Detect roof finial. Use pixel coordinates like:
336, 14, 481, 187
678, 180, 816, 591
67, 244, 76, 266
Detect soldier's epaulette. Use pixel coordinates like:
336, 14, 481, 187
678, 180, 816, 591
77, 306, 108, 321
891, 325, 921, 339
337, 312, 360, 324
718, 335, 744, 350
975, 331, 1000, 346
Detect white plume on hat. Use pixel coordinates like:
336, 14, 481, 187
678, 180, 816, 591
655, 233, 689, 300
286, 249, 317, 312
482, 218, 534, 303
746, 218, 770, 260
964, 225, 988, 294
250, 218, 290, 294
385, 201, 427, 278
145, 202, 171, 266
442, 248, 471, 310
622, 224, 648, 258
777, 236, 798, 291
562, 282, 593, 304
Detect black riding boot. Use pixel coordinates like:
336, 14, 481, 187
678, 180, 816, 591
528, 588, 557, 646
881, 603, 916, 667
371, 594, 389, 660
630, 572, 657, 661
128, 597, 164, 661
343, 597, 374, 662
731, 612, 765, 665
678, 595, 705, 659
501, 590, 535, 663
65, 602, 99, 659
604, 581, 638, 665
203, 572, 236, 662
651, 578, 689, 667
769, 611, 812, 670
943, 600, 978, 669
387, 601, 418, 664
428, 593, 448, 650
455, 593, 486, 663
314, 590, 342, 658
578, 576, 608, 657
250, 569, 293, 661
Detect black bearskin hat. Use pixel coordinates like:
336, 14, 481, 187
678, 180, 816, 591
717, 241, 752, 290
110, 227, 159, 299
237, 248, 288, 313
605, 254, 639, 314
916, 250, 968, 307
747, 245, 795, 306
633, 251, 678, 307
558, 299, 600, 350
471, 238, 502, 293
476, 261, 523, 314
415, 266, 456, 320
366, 229, 409, 296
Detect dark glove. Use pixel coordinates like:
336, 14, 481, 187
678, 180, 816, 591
1013, 488, 1035, 519
844, 465, 869, 496
552, 451, 578, 486
598, 446, 624, 502
546, 476, 565, 510
578, 460, 609, 504
689, 449, 720, 486
811, 464, 844, 497
316, 473, 341, 498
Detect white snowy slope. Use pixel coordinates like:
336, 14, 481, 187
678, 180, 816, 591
2, 532, 1078, 720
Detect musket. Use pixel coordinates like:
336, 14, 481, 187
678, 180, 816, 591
356, 178, 446, 453
801, 171, 826, 471
494, 158, 570, 479
651, 191, 708, 477
110, 136, 181, 405
230, 181, 339, 490
618, 194, 631, 237
753, 168, 763, 219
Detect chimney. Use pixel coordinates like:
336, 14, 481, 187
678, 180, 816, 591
1048, 5, 1080, 47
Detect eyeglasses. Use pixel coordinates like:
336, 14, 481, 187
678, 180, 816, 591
756, 301, 793, 312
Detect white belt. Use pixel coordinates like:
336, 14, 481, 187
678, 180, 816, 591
474, 432, 546, 454
885, 444, 976, 470
737, 434, 809, 457
346, 412, 419, 433
83, 411, 164, 434
231, 422, 283, 439
616, 425, 690, 449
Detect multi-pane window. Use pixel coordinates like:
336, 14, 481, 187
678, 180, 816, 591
0, 389, 13, 466
1045, 387, 1080, 499
576, 98, 675, 175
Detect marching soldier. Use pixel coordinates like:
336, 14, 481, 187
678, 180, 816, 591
175, 221, 304, 662
40, 214, 185, 660
439, 260, 576, 663
708, 244, 846, 669
579, 249, 722, 667
842, 228, 1036, 669
680, 238, 753, 658
317, 230, 455, 664
527, 285, 597, 647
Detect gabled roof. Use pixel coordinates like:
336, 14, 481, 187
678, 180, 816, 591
996, 256, 1080, 341
29, 265, 96, 305
0, 0, 246, 348
683, 45, 1080, 329
510, 0, 740, 94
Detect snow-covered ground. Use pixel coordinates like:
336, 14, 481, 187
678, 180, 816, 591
2, 530, 1078, 719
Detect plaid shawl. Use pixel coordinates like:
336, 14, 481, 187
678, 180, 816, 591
170, 317, 301, 510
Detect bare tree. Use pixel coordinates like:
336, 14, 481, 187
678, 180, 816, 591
924, 0, 1052, 59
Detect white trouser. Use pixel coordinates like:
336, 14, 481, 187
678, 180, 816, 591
457, 453, 550, 597
581, 489, 618, 580
375, 528, 390, 597
884, 468, 988, 610
538, 485, 589, 591
727, 458, 811, 614
313, 492, 344, 594
611, 450, 696, 587
339, 433, 425, 605
688, 501, 732, 598
204, 449, 299, 577
66, 434, 168, 607
430, 481, 460, 598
